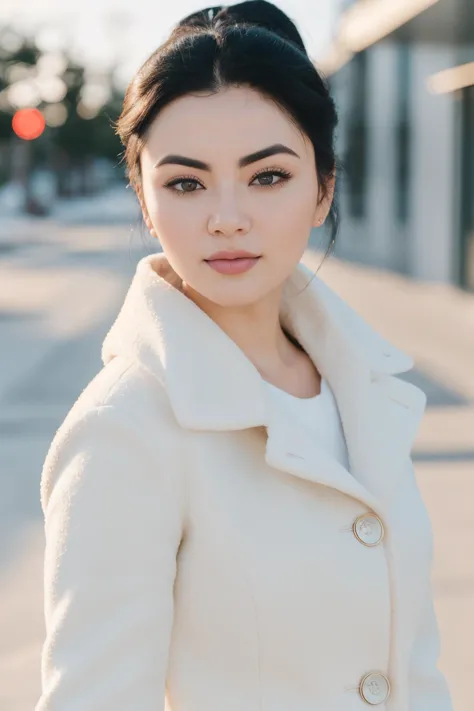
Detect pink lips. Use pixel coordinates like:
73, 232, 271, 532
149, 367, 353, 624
205, 251, 261, 275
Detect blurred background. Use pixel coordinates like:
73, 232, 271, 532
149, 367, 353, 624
0, 0, 472, 709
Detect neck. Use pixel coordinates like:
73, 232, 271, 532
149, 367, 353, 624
181, 281, 302, 380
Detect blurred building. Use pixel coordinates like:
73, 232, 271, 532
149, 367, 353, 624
323, 0, 474, 291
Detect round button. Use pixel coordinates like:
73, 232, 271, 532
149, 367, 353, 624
353, 513, 385, 547
359, 672, 391, 705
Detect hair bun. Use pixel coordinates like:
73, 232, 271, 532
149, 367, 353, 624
176, 5, 224, 31
216, 1, 306, 53
178, 1, 307, 55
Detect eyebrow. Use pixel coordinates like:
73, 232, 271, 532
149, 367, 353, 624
153, 143, 300, 171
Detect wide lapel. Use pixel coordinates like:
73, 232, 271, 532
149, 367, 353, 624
273, 264, 428, 519
320, 345, 427, 517
263, 397, 385, 516
262, 338, 426, 521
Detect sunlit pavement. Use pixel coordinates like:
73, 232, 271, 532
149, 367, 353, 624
0, 219, 146, 710
0, 221, 472, 710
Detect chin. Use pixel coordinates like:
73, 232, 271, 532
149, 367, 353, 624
206, 280, 269, 308
184, 262, 276, 309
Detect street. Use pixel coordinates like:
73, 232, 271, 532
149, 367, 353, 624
1, 211, 473, 710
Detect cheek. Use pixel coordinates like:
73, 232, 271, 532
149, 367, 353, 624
264, 178, 317, 228
264, 230, 309, 286
143, 185, 201, 248
262, 184, 316, 247
143, 202, 202, 282
290, 178, 319, 221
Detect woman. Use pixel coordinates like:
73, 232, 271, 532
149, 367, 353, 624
36, 2, 453, 709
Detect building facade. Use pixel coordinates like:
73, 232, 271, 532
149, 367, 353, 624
327, 0, 474, 291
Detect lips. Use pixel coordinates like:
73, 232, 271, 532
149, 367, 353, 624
206, 251, 259, 261
204, 253, 261, 275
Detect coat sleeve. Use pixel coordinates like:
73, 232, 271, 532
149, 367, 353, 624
407, 459, 453, 711
35, 404, 187, 711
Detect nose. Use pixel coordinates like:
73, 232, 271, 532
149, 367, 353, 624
207, 192, 251, 237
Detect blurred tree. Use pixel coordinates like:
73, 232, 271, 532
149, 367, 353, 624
0, 25, 125, 200
0, 30, 41, 141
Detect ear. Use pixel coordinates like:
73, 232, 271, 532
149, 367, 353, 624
312, 168, 336, 228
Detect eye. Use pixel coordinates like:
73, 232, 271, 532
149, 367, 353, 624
250, 168, 292, 188
163, 175, 204, 195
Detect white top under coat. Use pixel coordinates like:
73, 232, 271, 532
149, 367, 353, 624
264, 377, 351, 471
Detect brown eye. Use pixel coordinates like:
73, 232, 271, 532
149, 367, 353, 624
250, 169, 292, 188
256, 173, 276, 186
164, 176, 204, 195
180, 180, 198, 192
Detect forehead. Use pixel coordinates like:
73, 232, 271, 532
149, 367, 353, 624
143, 86, 310, 160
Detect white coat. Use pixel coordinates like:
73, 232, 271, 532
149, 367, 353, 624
36, 252, 453, 711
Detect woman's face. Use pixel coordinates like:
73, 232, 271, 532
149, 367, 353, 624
139, 86, 330, 308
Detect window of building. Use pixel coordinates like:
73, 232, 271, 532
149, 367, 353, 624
344, 50, 369, 219
395, 43, 411, 225
460, 84, 474, 290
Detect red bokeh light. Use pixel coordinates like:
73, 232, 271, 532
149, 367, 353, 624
12, 108, 46, 140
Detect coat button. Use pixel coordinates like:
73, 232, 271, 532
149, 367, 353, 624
359, 672, 391, 705
353, 513, 385, 547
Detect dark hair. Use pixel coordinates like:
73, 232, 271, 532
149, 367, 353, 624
115, 0, 340, 260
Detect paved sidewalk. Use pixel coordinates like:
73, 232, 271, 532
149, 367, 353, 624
0, 223, 143, 405
305, 250, 474, 399
0, 224, 146, 711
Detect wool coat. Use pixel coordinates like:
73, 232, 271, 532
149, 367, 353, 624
36, 252, 453, 711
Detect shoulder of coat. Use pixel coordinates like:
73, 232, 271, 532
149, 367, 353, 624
56, 356, 178, 443
40, 357, 184, 513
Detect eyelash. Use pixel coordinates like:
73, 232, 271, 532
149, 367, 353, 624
163, 167, 293, 196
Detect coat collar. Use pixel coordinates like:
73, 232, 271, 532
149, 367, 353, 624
102, 251, 415, 430
102, 251, 426, 516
